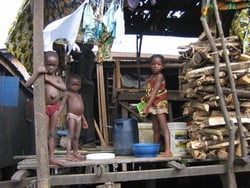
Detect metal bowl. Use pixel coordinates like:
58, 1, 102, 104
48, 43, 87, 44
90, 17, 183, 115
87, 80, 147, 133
132, 143, 160, 158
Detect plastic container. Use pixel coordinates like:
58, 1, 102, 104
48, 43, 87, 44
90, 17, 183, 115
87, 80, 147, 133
0, 76, 19, 106
168, 122, 187, 156
132, 143, 160, 158
138, 123, 153, 143
113, 119, 139, 155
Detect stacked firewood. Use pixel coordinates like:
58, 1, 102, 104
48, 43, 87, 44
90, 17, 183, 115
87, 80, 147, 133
179, 36, 250, 160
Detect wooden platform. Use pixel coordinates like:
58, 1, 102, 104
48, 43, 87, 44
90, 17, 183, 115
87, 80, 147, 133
3, 148, 250, 187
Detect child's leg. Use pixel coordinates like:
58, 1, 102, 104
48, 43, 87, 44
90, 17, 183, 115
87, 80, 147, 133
48, 111, 64, 166
66, 118, 75, 161
157, 113, 171, 156
152, 116, 160, 143
73, 120, 84, 159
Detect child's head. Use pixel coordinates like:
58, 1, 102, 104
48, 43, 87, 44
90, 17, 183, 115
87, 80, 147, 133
67, 74, 81, 92
149, 54, 165, 74
44, 51, 59, 74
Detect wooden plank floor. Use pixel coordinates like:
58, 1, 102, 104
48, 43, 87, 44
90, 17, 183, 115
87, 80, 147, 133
11, 147, 250, 187
17, 154, 181, 170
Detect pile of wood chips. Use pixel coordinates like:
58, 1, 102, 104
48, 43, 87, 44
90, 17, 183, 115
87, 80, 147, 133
179, 36, 250, 160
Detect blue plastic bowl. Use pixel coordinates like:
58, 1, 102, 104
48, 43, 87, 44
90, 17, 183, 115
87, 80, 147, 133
132, 143, 160, 158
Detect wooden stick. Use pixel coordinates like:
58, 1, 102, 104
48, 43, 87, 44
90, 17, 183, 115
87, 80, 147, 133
100, 64, 109, 145
96, 63, 103, 134
94, 119, 107, 147
96, 64, 109, 145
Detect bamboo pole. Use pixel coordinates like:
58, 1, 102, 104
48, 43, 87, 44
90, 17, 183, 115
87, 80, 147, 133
212, 0, 247, 159
200, 12, 237, 188
33, 1, 50, 187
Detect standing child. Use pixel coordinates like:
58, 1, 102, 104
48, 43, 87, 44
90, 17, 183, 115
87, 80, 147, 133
141, 54, 171, 157
25, 51, 66, 166
61, 74, 88, 161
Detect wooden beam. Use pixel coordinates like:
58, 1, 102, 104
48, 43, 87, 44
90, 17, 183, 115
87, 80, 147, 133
33, 1, 50, 187
49, 163, 250, 185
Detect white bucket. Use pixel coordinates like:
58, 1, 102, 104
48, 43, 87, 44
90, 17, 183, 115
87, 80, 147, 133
168, 122, 187, 156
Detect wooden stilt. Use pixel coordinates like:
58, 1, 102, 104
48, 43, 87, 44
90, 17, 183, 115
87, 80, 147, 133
33, 1, 50, 187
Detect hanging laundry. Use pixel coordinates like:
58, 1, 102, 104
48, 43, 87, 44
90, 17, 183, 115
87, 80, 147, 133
230, 8, 250, 55
82, 3, 95, 43
114, 3, 125, 44
94, 0, 104, 42
43, 2, 86, 54
95, 23, 114, 63
103, 1, 117, 37
94, 0, 104, 22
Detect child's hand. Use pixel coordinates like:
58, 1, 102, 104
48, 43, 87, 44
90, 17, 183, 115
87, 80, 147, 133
81, 116, 88, 129
37, 64, 47, 74
142, 107, 149, 116
82, 120, 88, 129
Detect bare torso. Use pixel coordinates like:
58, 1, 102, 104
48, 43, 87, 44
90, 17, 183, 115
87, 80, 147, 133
45, 75, 62, 105
67, 91, 84, 116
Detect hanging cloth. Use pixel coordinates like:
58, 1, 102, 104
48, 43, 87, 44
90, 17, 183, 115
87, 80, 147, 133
82, 3, 95, 43
94, 0, 104, 42
103, 1, 116, 37
95, 23, 114, 63
114, 2, 125, 44
230, 8, 250, 55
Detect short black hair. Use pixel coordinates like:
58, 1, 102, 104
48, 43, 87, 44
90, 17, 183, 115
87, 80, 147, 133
67, 74, 81, 84
149, 54, 165, 64
44, 51, 59, 60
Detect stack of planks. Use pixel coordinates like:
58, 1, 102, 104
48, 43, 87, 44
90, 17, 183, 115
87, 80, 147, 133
179, 36, 250, 160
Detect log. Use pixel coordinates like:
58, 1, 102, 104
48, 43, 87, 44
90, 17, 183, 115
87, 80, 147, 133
240, 102, 250, 108
195, 75, 212, 86
222, 88, 250, 99
182, 52, 207, 74
190, 149, 207, 160
237, 74, 250, 85
199, 129, 224, 141
208, 117, 250, 126
203, 94, 219, 101
207, 149, 217, 159
190, 101, 210, 112
192, 111, 210, 120
181, 88, 201, 98
217, 148, 228, 160
195, 85, 215, 93
208, 140, 240, 150
186, 61, 250, 79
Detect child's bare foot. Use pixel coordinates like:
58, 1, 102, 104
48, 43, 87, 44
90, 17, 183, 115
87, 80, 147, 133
74, 153, 85, 160
65, 155, 76, 161
49, 159, 64, 167
159, 152, 172, 157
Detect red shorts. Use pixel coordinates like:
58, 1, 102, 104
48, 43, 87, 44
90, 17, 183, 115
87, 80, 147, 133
46, 103, 60, 117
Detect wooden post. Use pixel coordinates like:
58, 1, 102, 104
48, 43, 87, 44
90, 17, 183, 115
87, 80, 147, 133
33, 1, 50, 187
96, 63, 109, 145
115, 59, 121, 90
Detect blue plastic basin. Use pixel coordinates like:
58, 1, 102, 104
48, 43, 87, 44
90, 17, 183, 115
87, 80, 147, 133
132, 143, 160, 158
